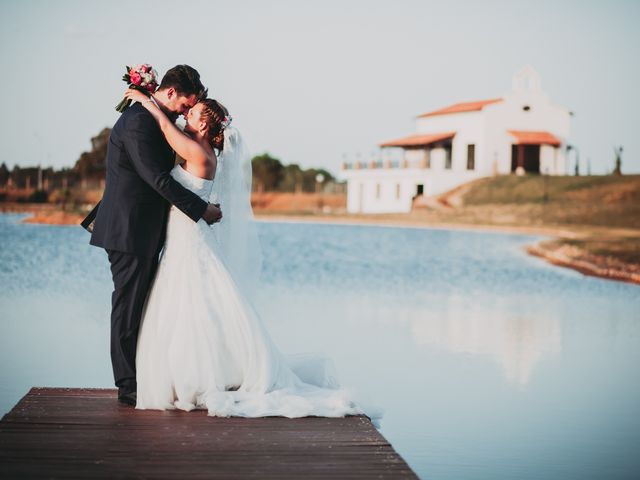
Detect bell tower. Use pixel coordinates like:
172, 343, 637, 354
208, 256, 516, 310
512, 65, 542, 93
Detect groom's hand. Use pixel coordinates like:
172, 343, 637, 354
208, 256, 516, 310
202, 203, 222, 225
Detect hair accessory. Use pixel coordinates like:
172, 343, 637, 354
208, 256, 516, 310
221, 115, 233, 130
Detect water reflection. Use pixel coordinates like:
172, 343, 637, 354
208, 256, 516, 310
410, 295, 562, 386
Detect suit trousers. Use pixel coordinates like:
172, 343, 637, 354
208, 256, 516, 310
106, 249, 159, 390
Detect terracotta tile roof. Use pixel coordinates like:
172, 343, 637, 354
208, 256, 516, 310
380, 131, 456, 148
508, 130, 561, 146
417, 98, 503, 118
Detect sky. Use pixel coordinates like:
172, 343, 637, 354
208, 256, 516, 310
1, 0, 639, 176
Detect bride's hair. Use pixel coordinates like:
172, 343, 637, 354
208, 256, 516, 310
199, 99, 229, 151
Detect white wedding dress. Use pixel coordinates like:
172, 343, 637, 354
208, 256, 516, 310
135, 161, 367, 420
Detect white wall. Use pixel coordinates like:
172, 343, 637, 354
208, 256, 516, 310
417, 110, 488, 175
482, 85, 571, 175
342, 164, 483, 213
403, 149, 425, 164
343, 169, 428, 213
540, 145, 557, 174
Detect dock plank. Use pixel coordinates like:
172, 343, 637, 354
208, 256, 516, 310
0, 387, 417, 479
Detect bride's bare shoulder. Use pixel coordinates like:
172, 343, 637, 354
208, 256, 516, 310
183, 152, 216, 180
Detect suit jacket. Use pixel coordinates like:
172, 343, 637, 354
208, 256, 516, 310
84, 103, 208, 257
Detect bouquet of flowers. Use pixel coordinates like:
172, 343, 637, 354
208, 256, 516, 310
115, 64, 159, 113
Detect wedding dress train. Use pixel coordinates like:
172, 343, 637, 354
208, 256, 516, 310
135, 163, 367, 420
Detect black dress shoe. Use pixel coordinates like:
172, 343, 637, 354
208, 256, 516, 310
118, 388, 137, 406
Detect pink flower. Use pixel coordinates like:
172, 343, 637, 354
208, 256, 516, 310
130, 71, 142, 85
140, 64, 151, 73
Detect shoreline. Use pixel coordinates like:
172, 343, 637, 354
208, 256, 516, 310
255, 213, 569, 237
3, 205, 638, 286
526, 241, 640, 285
0, 203, 86, 225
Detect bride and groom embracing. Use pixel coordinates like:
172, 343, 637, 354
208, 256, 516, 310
83, 64, 375, 422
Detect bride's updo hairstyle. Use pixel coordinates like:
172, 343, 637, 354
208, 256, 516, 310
199, 99, 230, 151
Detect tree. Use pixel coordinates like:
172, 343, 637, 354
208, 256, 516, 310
613, 146, 623, 175
0, 162, 9, 187
280, 164, 304, 192
251, 153, 284, 192
300, 168, 334, 193
74, 127, 110, 181
251, 154, 337, 193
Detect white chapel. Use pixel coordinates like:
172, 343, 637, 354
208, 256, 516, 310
341, 66, 572, 214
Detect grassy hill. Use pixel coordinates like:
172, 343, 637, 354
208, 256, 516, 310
445, 174, 640, 229
431, 174, 639, 270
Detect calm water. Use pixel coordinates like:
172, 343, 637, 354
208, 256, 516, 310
1, 213, 639, 479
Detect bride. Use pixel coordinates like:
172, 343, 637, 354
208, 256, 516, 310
123, 88, 374, 421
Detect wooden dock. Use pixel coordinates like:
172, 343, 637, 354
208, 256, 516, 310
0, 387, 418, 479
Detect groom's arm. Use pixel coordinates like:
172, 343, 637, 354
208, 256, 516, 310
122, 112, 209, 223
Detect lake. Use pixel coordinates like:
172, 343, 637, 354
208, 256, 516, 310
0, 213, 638, 479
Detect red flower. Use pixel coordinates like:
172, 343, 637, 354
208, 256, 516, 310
145, 82, 156, 93
130, 71, 142, 86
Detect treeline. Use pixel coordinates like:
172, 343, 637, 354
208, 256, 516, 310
0, 127, 110, 193
251, 153, 340, 193
0, 128, 110, 203
0, 127, 342, 204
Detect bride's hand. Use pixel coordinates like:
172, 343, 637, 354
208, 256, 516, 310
124, 88, 150, 104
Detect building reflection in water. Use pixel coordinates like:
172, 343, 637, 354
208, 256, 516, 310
410, 294, 562, 386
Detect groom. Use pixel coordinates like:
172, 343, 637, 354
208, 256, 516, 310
82, 65, 222, 406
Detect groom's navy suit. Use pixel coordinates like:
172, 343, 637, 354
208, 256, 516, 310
86, 103, 208, 391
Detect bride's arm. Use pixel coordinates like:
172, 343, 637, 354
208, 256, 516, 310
124, 88, 207, 165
